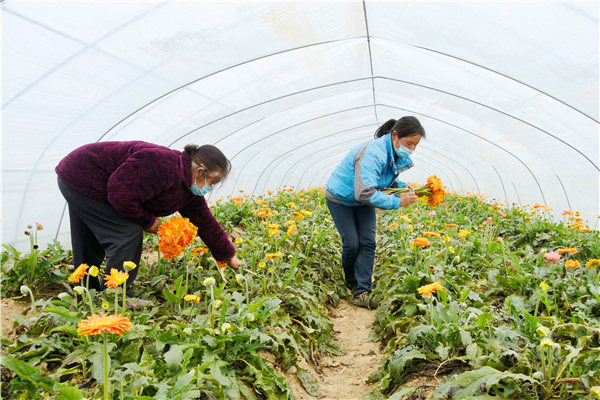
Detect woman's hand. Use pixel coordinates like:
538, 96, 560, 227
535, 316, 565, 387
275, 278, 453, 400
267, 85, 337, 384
400, 187, 418, 207
144, 218, 161, 234
227, 256, 243, 270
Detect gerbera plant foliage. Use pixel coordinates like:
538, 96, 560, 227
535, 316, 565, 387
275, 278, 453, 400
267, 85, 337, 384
1, 185, 598, 399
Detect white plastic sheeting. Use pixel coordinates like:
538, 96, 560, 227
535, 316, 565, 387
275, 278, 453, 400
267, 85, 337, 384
2, 1, 598, 250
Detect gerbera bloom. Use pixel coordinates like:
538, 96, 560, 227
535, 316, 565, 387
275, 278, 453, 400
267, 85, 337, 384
417, 282, 444, 298
445, 224, 458, 228
215, 259, 227, 268
428, 211, 436, 217
413, 237, 430, 247
565, 260, 580, 269
482, 217, 493, 225
544, 251, 561, 261
104, 268, 129, 288
557, 247, 578, 254
191, 247, 209, 255
235, 237, 243, 244
184, 294, 201, 303
423, 232, 441, 237
158, 216, 198, 259
268, 228, 281, 237
497, 210, 506, 218
77, 313, 132, 336
539, 282, 549, 292
585, 259, 600, 269
35, 222, 44, 230
287, 225, 297, 236
265, 252, 283, 259
458, 229, 470, 238
68, 263, 90, 283
300, 210, 312, 216
388, 223, 399, 229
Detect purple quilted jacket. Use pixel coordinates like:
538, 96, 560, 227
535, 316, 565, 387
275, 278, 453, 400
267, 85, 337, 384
56, 141, 235, 261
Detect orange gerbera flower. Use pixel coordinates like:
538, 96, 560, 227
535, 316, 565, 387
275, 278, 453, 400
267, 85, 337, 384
423, 232, 441, 237
191, 247, 209, 255
388, 223, 399, 229
445, 224, 458, 228
557, 247, 578, 254
287, 225, 297, 236
413, 237, 430, 247
78, 313, 131, 336
418, 282, 444, 298
565, 260, 580, 269
104, 268, 129, 288
158, 216, 198, 259
265, 252, 282, 259
68, 263, 90, 283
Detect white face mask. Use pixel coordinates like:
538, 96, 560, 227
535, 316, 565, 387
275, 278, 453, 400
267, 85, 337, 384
190, 167, 214, 196
395, 144, 413, 158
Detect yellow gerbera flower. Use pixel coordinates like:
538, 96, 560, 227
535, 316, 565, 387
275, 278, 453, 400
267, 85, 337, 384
104, 268, 129, 288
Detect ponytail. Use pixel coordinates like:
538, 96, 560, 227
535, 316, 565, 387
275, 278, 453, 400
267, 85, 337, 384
374, 119, 397, 138
374, 116, 426, 139
184, 144, 231, 178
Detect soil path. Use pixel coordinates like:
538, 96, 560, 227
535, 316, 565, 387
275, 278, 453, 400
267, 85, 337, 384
287, 300, 384, 400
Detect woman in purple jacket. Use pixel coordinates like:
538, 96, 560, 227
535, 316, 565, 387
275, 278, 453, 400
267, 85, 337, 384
56, 141, 242, 297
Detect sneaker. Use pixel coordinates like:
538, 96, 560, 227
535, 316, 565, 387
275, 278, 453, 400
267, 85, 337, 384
125, 297, 152, 309
352, 292, 377, 309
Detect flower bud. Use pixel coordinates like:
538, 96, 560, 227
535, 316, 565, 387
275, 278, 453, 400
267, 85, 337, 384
235, 274, 245, 285
89, 265, 99, 277
73, 286, 85, 295
203, 277, 216, 287
536, 326, 549, 337
213, 300, 222, 309
221, 322, 232, 332
245, 313, 255, 322
123, 261, 137, 271
102, 301, 110, 310
20, 285, 32, 295
540, 338, 553, 348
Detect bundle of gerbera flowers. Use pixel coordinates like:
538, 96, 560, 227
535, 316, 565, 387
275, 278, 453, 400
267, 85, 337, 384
383, 175, 446, 207
158, 215, 198, 259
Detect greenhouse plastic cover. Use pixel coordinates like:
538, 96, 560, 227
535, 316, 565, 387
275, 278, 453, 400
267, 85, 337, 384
1, 1, 598, 250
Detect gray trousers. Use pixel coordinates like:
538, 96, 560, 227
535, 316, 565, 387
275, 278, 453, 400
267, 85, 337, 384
58, 177, 143, 292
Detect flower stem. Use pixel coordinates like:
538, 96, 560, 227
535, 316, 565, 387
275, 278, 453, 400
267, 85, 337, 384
103, 332, 109, 400
123, 281, 127, 311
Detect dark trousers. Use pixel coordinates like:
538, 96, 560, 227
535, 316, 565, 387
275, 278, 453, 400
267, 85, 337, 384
326, 198, 376, 297
58, 177, 143, 292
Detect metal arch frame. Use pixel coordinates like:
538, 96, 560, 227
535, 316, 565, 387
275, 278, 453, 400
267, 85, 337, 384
417, 144, 480, 193
491, 165, 509, 204
252, 123, 378, 194
3, 4, 167, 108
376, 77, 599, 171
34, 9, 595, 239
227, 106, 373, 191
218, 100, 549, 205
411, 44, 598, 124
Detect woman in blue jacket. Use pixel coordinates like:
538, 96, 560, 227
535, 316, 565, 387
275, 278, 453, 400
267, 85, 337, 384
325, 116, 425, 308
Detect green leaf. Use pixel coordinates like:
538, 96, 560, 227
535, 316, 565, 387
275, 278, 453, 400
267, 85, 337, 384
434, 366, 537, 398
53, 383, 84, 400
296, 367, 320, 397
389, 348, 427, 381
164, 344, 184, 371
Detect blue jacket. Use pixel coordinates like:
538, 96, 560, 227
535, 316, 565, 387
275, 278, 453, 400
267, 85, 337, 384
325, 134, 413, 209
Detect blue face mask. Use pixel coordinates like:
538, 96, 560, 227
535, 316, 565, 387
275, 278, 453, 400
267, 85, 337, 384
395, 144, 413, 158
190, 172, 213, 197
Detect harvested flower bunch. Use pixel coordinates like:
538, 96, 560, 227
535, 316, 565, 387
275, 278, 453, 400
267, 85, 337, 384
158, 215, 198, 259
383, 175, 446, 207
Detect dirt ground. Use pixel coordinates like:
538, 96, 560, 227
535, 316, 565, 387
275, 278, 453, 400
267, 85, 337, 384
285, 300, 384, 400
1, 298, 31, 340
